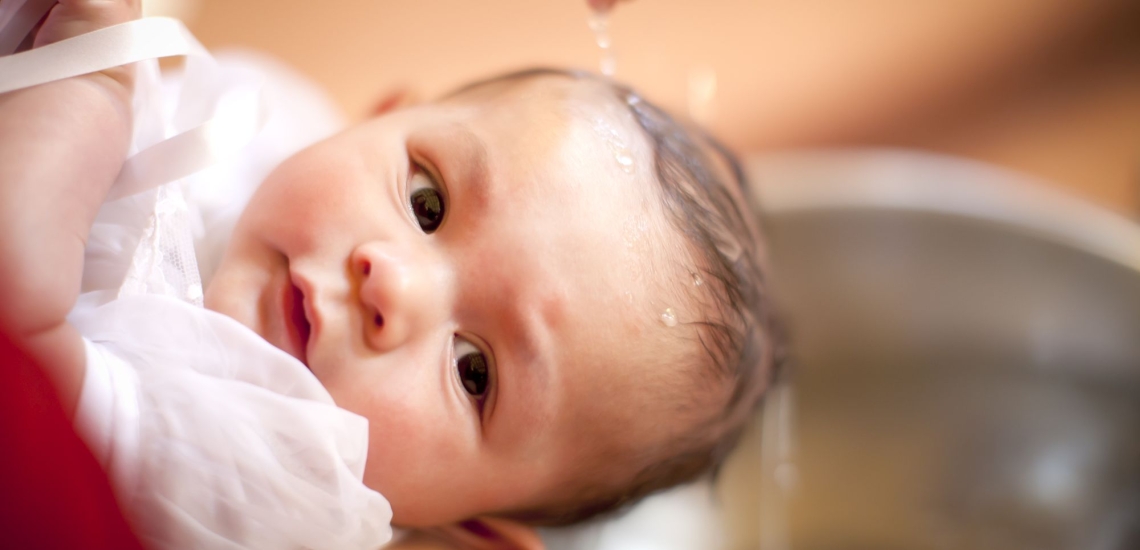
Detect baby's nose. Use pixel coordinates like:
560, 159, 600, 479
351, 241, 451, 352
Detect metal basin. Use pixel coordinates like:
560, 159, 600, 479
749, 151, 1140, 550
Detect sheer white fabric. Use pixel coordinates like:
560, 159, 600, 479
0, 14, 391, 549
71, 295, 392, 550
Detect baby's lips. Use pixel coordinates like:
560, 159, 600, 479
283, 271, 316, 367
290, 272, 322, 361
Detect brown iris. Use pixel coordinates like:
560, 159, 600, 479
411, 187, 444, 233
458, 352, 488, 396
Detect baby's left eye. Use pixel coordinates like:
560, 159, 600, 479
408, 166, 445, 233
454, 336, 489, 398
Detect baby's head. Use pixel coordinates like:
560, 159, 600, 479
206, 68, 783, 533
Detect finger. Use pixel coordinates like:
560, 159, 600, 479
33, 0, 142, 47
588, 0, 619, 13
13, 8, 52, 53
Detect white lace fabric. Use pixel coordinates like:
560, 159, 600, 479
0, 10, 391, 549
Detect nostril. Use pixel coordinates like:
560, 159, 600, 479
374, 313, 384, 328
361, 262, 371, 276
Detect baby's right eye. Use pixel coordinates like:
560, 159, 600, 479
408, 165, 445, 233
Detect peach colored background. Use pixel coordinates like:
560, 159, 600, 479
184, 0, 1140, 215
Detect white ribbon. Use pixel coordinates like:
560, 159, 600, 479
0, 17, 205, 94
0, 16, 268, 201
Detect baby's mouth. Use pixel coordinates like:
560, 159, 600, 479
284, 277, 312, 367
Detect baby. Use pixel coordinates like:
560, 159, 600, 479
0, 1, 782, 548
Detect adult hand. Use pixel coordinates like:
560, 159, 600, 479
0, 0, 142, 415
33, 0, 142, 93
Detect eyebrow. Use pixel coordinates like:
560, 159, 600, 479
510, 302, 549, 383
474, 205, 557, 436
491, 299, 553, 433
447, 124, 492, 212
474, 305, 548, 444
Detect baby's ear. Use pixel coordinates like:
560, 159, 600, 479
435, 517, 545, 550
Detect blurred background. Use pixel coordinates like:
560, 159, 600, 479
162, 0, 1140, 217
149, 1, 1140, 549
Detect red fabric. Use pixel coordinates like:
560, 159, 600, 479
0, 331, 144, 550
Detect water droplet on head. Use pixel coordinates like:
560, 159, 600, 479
594, 118, 636, 174
660, 307, 678, 328
614, 147, 634, 173
691, 272, 704, 287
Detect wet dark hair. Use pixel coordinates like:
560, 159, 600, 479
447, 68, 787, 526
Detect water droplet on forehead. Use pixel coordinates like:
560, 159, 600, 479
691, 272, 704, 287
614, 147, 634, 173
594, 118, 637, 175
660, 307, 678, 328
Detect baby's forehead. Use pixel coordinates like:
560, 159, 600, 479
443, 73, 640, 140
448, 76, 713, 337
438, 75, 675, 249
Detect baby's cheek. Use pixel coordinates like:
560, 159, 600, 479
358, 386, 473, 524
346, 369, 445, 475
248, 145, 368, 255
321, 349, 478, 520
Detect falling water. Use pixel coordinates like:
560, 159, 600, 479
588, 11, 616, 76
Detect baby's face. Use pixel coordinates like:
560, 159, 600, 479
206, 78, 697, 526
